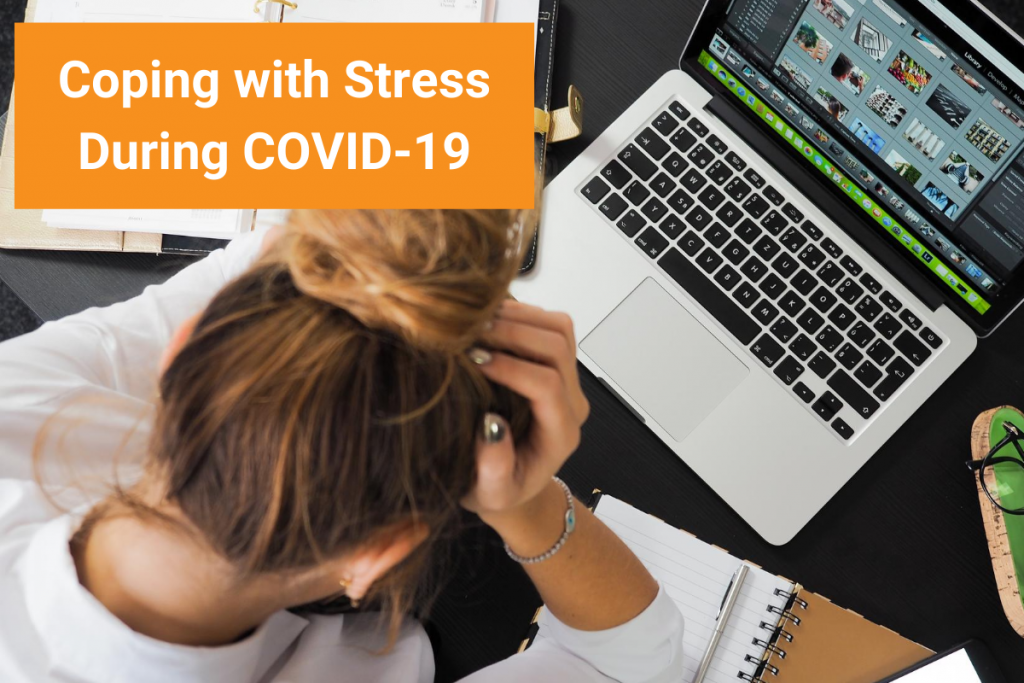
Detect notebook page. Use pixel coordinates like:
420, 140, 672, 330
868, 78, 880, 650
284, 0, 485, 23
595, 496, 795, 683
35, 0, 260, 22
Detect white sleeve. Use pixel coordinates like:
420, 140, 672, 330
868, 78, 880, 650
459, 585, 684, 683
0, 232, 268, 484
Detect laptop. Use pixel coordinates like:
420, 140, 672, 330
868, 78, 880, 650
512, 0, 1024, 544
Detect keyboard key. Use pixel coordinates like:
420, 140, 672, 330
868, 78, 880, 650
790, 334, 817, 361
855, 296, 882, 322
758, 273, 787, 300
821, 238, 843, 259
829, 370, 879, 419
733, 281, 759, 308
813, 392, 843, 421
751, 334, 785, 367
599, 194, 628, 220
741, 255, 768, 282
880, 291, 902, 312
873, 358, 913, 401
796, 308, 825, 334
660, 214, 686, 240
635, 227, 669, 258
772, 253, 799, 279
723, 239, 750, 265
920, 327, 942, 349
670, 128, 698, 153
779, 291, 805, 317
635, 127, 670, 160
835, 278, 864, 305
893, 331, 931, 366
782, 202, 804, 223
735, 219, 763, 245
835, 343, 863, 370
706, 159, 734, 185
706, 134, 728, 155
744, 168, 766, 188
658, 248, 761, 344
828, 304, 855, 330
688, 143, 715, 168
791, 269, 818, 296
752, 300, 779, 325
679, 230, 705, 256
667, 188, 694, 215
716, 202, 742, 227
867, 339, 894, 366
839, 256, 862, 276
816, 325, 844, 352
662, 152, 688, 177
810, 286, 837, 313
669, 101, 690, 120
754, 236, 781, 261
780, 227, 808, 253
832, 418, 854, 439
616, 209, 646, 237
649, 172, 676, 198
743, 194, 770, 219
854, 360, 883, 388
687, 118, 709, 136
600, 160, 632, 189
800, 220, 823, 241
818, 262, 844, 287
652, 110, 679, 136
705, 223, 730, 248
761, 210, 788, 236
847, 321, 875, 348
874, 313, 901, 339
581, 177, 611, 204
771, 317, 799, 343
899, 309, 922, 330
624, 180, 651, 206
860, 273, 882, 294
774, 356, 805, 385
726, 151, 747, 171
682, 169, 708, 193
714, 264, 741, 291
699, 186, 726, 210
809, 351, 836, 379
725, 177, 752, 202
641, 198, 669, 223
696, 247, 723, 273
763, 185, 784, 206
798, 244, 825, 270
794, 381, 815, 403
618, 144, 657, 180
686, 206, 714, 231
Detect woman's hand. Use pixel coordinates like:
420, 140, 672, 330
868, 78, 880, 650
461, 301, 589, 522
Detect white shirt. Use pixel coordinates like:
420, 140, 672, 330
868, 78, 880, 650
0, 234, 685, 683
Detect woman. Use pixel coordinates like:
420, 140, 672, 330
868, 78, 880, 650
0, 209, 684, 682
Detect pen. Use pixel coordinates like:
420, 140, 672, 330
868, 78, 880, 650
694, 563, 749, 683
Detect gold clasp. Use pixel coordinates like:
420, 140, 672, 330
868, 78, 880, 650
254, 0, 298, 14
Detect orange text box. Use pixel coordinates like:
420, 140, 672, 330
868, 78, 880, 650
14, 23, 535, 209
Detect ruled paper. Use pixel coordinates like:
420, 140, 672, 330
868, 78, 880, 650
596, 496, 795, 683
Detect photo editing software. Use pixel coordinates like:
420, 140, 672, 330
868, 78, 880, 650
704, 0, 1024, 315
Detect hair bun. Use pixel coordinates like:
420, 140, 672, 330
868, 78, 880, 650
281, 209, 535, 353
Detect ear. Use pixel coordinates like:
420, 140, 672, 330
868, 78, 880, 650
345, 522, 430, 601
159, 314, 201, 377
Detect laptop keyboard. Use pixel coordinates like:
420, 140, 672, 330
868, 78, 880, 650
577, 100, 945, 442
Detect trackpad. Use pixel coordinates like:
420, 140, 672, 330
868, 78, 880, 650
580, 278, 749, 442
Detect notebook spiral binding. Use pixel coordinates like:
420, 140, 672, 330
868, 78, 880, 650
736, 588, 808, 682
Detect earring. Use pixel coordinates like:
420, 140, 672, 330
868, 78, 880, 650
339, 576, 361, 608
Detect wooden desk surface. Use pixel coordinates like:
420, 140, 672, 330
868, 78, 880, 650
3, 1, 1024, 680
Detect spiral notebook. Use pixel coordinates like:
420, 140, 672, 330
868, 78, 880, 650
520, 494, 932, 683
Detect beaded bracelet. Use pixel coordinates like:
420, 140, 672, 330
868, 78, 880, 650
504, 477, 577, 565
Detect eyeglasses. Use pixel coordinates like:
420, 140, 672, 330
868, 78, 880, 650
968, 421, 1024, 516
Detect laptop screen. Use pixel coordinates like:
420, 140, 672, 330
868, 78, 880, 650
689, 0, 1024, 325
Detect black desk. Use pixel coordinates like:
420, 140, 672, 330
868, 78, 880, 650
4, 1, 1024, 680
